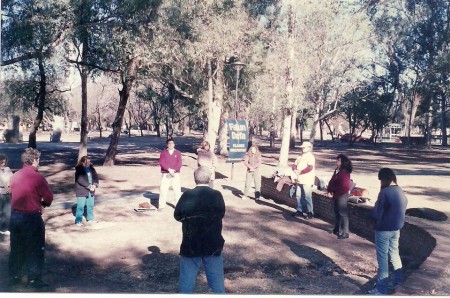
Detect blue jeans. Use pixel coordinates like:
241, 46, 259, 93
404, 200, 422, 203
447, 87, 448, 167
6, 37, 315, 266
179, 255, 225, 293
375, 230, 403, 293
75, 195, 94, 223
295, 184, 313, 213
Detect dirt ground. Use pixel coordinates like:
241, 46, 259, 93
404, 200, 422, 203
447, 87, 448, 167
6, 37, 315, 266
0, 132, 449, 294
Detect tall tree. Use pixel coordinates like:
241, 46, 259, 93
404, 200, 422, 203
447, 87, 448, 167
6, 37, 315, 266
1, 0, 72, 147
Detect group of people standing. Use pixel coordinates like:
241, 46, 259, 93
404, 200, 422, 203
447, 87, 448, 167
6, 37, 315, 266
0, 137, 408, 295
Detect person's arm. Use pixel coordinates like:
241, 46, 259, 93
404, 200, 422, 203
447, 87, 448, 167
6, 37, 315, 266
174, 193, 189, 221
298, 154, 315, 175
370, 191, 386, 223
92, 167, 100, 187
243, 154, 251, 170
255, 154, 262, 169
211, 152, 217, 169
327, 172, 336, 193
39, 176, 54, 207
75, 168, 91, 189
159, 151, 169, 171
174, 150, 182, 172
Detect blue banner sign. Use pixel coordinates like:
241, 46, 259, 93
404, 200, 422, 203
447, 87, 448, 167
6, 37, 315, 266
226, 119, 248, 162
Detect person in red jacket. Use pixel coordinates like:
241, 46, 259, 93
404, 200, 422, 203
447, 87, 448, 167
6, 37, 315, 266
9, 148, 53, 289
327, 154, 352, 239
158, 138, 182, 210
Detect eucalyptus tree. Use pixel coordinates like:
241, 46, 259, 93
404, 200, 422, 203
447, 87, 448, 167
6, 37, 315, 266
366, 0, 450, 147
246, 0, 374, 167
163, 0, 256, 153
1, 0, 73, 148
65, 0, 162, 165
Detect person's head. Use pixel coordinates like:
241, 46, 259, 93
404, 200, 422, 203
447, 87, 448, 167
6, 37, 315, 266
200, 140, 211, 151
166, 138, 175, 150
378, 168, 397, 188
247, 145, 260, 156
0, 154, 8, 168
194, 166, 212, 185
336, 154, 352, 173
21, 148, 41, 168
76, 156, 92, 167
300, 141, 313, 153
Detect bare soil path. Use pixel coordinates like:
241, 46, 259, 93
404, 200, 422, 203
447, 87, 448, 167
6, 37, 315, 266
0, 132, 449, 294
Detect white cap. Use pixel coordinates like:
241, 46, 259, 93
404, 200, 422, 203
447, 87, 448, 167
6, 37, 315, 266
299, 141, 313, 148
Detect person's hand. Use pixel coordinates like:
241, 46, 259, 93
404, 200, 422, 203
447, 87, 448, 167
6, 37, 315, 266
168, 168, 175, 176
89, 185, 96, 192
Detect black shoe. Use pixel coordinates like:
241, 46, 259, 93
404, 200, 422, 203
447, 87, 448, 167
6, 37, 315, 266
27, 279, 50, 289
9, 276, 21, 286
304, 212, 314, 219
332, 229, 339, 235
291, 211, 304, 217
337, 233, 349, 239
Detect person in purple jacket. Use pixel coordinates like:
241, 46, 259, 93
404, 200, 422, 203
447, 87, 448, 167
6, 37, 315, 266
327, 154, 352, 240
158, 138, 182, 210
368, 168, 408, 295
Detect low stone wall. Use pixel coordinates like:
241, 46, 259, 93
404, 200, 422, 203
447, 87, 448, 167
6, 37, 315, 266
261, 176, 436, 270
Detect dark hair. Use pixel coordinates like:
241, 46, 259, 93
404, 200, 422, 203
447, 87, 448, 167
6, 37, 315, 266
337, 154, 352, 173
166, 138, 175, 144
0, 154, 8, 165
76, 156, 89, 167
378, 168, 397, 188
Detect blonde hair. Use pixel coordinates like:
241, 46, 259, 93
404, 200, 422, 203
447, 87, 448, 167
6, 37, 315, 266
246, 145, 261, 157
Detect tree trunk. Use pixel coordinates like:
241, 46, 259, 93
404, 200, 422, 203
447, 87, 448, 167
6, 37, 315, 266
279, 2, 295, 167
440, 93, 448, 146
289, 109, 297, 148
78, 35, 89, 160
28, 54, 46, 149
218, 110, 229, 155
278, 111, 292, 168
206, 59, 223, 152
104, 57, 138, 166
309, 101, 322, 144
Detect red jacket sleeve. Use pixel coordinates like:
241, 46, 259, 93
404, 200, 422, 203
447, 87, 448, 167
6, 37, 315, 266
39, 176, 53, 207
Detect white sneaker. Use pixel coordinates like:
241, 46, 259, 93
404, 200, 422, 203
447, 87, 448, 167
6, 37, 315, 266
0, 230, 10, 236
86, 220, 99, 225
75, 222, 84, 227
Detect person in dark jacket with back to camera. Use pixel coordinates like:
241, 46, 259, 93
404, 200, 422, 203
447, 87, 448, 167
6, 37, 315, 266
75, 156, 99, 226
327, 154, 353, 239
368, 168, 408, 295
9, 148, 53, 289
174, 166, 226, 293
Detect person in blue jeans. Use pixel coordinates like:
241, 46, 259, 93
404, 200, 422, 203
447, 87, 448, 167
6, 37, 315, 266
74, 156, 99, 226
369, 168, 408, 295
174, 166, 226, 293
